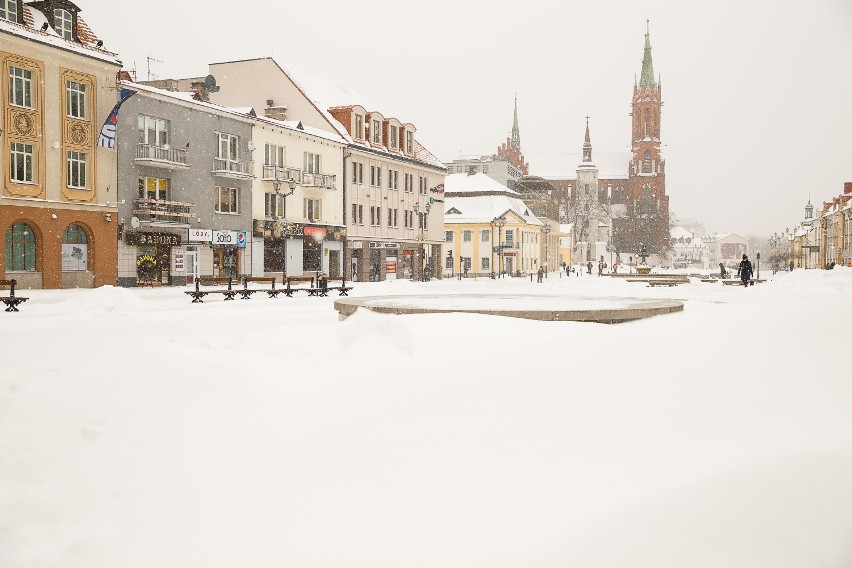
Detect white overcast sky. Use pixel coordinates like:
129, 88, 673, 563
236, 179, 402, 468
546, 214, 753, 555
84, 0, 852, 236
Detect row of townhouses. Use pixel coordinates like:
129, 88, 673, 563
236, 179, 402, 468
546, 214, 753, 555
781, 185, 852, 271
0, 1, 453, 289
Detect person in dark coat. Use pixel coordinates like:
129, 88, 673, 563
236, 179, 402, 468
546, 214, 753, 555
736, 254, 754, 287
719, 262, 727, 279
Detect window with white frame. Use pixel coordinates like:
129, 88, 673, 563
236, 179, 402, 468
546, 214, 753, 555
481, 229, 490, 242
446, 255, 453, 269
265, 143, 284, 166
304, 152, 321, 174
388, 169, 398, 190
217, 133, 239, 160
505, 229, 514, 246
351, 203, 357, 225
352, 162, 363, 184
9, 66, 32, 108
66, 151, 87, 189
372, 120, 381, 145
10, 142, 34, 183
375, 206, 381, 226
404, 172, 412, 192
357, 204, 363, 225
53, 8, 73, 40
387, 208, 393, 227
65, 79, 86, 119
482, 257, 490, 270
445, 231, 453, 242
215, 186, 239, 214
138, 176, 169, 200
265, 193, 284, 218
1, 0, 18, 22
405, 130, 413, 154
304, 198, 321, 222
463, 230, 472, 242
354, 114, 364, 139
138, 116, 169, 146
389, 125, 398, 149
419, 176, 427, 195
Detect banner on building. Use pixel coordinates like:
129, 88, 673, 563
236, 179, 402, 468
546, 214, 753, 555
97, 88, 136, 149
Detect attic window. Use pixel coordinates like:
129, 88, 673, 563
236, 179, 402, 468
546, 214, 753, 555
1, 0, 18, 23
54, 8, 73, 40
446, 207, 461, 215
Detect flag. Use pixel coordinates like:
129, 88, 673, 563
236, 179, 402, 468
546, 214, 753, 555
97, 88, 136, 149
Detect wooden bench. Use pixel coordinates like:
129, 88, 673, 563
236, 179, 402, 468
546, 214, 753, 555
318, 275, 353, 297
239, 276, 279, 299
626, 278, 686, 287
722, 279, 765, 286
185, 277, 236, 302
0, 279, 28, 312
284, 275, 318, 297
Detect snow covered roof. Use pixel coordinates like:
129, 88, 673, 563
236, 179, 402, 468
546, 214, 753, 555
444, 172, 521, 196
121, 81, 256, 123
0, 5, 120, 66
529, 151, 631, 179
444, 174, 542, 226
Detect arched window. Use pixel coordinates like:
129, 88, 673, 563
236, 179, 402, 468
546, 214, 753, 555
5, 222, 36, 271
643, 150, 652, 173
62, 224, 89, 271
54, 8, 73, 40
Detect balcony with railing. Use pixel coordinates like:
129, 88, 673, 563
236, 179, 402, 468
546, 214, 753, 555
301, 172, 337, 190
133, 198, 196, 225
262, 165, 302, 184
212, 157, 254, 179
134, 143, 189, 169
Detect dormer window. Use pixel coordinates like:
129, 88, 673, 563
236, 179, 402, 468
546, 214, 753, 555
54, 8, 73, 40
405, 130, 413, 154
1, 0, 18, 23
372, 119, 381, 145
354, 114, 363, 140
389, 125, 398, 149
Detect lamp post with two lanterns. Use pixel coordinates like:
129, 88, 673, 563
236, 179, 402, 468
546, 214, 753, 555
413, 201, 431, 281
493, 215, 506, 278
272, 177, 298, 277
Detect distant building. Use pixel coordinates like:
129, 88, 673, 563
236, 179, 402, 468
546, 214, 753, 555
704, 233, 749, 269
670, 226, 709, 269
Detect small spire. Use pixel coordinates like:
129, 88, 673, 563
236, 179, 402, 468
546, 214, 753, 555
582, 116, 593, 163
511, 95, 521, 150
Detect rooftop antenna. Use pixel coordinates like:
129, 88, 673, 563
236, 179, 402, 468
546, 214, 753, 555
146, 56, 163, 81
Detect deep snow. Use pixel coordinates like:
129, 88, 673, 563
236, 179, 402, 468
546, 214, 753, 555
1, 268, 851, 567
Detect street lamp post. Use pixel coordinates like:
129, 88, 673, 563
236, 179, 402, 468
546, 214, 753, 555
272, 177, 298, 277
413, 201, 431, 281
493, 215, 506, 278
542, 223, 551, 278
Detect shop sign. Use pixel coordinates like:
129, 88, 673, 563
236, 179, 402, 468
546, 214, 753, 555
304, 226, 327, 239
212, 230, 248, 249
126, 231, 181, 246
369, 241, 400, 249
350, 241, 363, 249
503, 252, 516, 257
188, 229, 213, 242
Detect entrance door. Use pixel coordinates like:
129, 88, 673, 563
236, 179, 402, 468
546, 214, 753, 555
213, 248, 239, 280
186, 249, 198, 285
350, 255, 358, 282
504, 257, 513, 275
328, 250, 340, 277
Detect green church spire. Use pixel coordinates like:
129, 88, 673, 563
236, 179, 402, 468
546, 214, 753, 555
640, 20, 656, 86
511, 95, 521, 149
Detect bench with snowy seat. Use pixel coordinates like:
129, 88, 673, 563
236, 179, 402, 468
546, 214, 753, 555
239, 276, 279, 299
185, 276, 237, 303
722, 279, 765, 286
318, 275, 353, 297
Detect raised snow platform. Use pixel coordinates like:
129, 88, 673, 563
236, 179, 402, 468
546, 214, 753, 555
333, 294, 683, 324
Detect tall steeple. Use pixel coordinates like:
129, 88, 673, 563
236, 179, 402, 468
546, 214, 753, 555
640, 19, 656, 86
511, 95, 521, 149
582, 115, 593, 163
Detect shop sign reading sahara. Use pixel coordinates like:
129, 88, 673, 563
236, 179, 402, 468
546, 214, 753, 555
125, 231, 181, 246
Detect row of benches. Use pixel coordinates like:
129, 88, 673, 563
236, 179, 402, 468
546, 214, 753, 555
185, 275, 353, 303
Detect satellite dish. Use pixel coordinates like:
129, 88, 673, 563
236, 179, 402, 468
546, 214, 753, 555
130, 216, 140, 229
204, 74, 220, 93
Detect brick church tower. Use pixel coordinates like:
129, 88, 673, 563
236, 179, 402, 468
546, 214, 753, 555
494, 96, 529, 176
615, 21, 670, 255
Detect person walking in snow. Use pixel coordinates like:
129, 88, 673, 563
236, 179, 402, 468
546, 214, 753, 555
736, 254, 754, 287
719, 262, 727, 279
587, 261, 592, 275
537, 266, 544, 283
